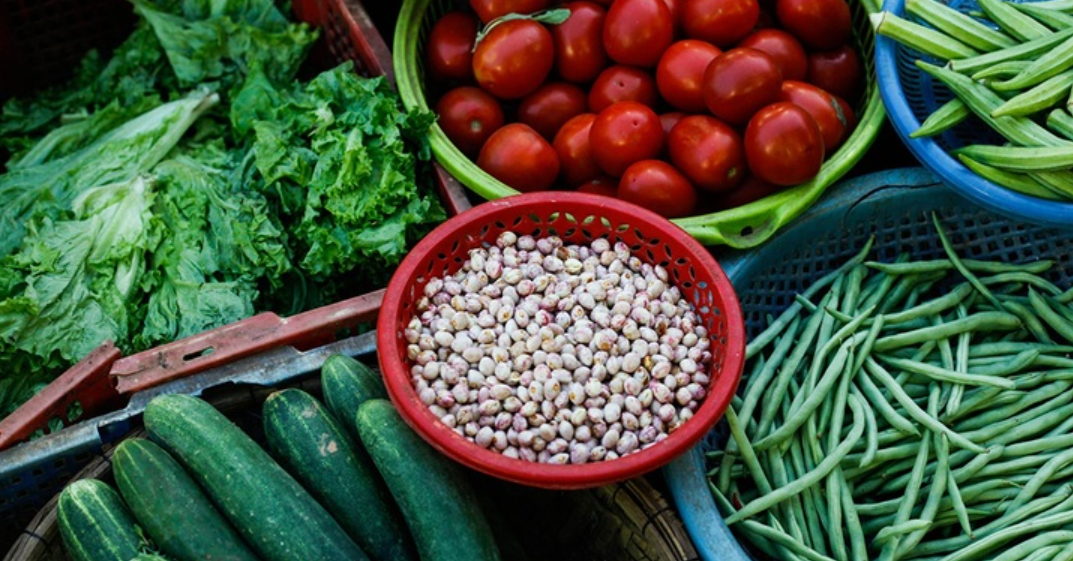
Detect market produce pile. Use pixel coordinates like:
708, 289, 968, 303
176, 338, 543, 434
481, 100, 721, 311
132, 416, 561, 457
876, 0, 1073, 201
0, 0, 444, 418
711, 216, 1073, 560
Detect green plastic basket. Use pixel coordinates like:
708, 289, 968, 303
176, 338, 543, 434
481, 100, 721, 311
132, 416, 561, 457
394, 0, 885, 248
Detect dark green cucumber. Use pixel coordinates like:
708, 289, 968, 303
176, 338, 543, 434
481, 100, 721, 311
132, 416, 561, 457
263, 389, 415, 561
322, 354, 387, 437
113, 438, 258, 561
355, 400, 502, 561
144, 393, 369, 561
58, 479, 142, 561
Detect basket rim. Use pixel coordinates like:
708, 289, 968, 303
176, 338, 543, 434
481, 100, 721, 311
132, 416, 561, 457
392, 0, 887, 249
376, 191, 746, 489
875, 0, 1073, 228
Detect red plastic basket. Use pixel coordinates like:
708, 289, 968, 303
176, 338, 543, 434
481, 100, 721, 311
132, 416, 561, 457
377, 192, 747, 489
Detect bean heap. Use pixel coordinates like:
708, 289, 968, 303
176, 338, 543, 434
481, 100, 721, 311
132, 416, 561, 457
404, 232, 712, 464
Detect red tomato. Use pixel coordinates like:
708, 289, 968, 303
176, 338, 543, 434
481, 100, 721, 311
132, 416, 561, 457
473, 20, 555, 99
682, 0, 759, 48
835, 94, 857, 133
745, 102, 824, 186
807, 45, 863, 101
713, 174, 783, 210
470, 0, 551, 23
776, 0, 851, 50
656, 40, 722, 113
617, 160, 697, 218
478, 124, 561, 192
589, 66, 659, 113
518, 83, 589, 140
603, 0, 675, 68
662, 0, 683, 34
552, 2, 609, 83
703, 48, 783, 125
436, 87, 505, 156
660, 112, 687, 136
427, 12, 479, 82
737, 29, 807, 82
577, 176, 618, 196
553, 114, 603, 186
668, 115, 746, 192
779, 80, 847, 152
590, 101, 664, 177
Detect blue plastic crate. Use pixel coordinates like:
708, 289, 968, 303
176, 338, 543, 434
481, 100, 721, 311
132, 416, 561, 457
876, 0, 1073, 227
663, 167, 1073, 560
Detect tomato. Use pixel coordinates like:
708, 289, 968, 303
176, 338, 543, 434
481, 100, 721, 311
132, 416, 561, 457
552, 2, 609, 84
713, 174, 783, 210
436, 87, 505, 156
518, 82, 589, 140
807, 45, 863, 102
553, 114, 602, 186
478, 124, 561, 192
682, 0, 759, 48
589, 101, 664, 177
737, 29, 807, 82
473, 20, 555, 99
660, 112, 687, 136
662, 0, 683, 34
703, 48, 783, 125
426, 12, 479, 82
656, 40, 722, 113
577, 176, 618, 196
835, 94, 857, 133
668, 115, 746, 192
603, 0, 675, 68
744, 102, 824, 186
589, 66, 659, 113
776, 0, 851, 50
779, 80, 847, 152
470, 0, 551, 23
617, 160, 697, 218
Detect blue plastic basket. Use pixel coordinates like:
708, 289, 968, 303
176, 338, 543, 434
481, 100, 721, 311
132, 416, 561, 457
875, 0, 1073, 228
662, 167, 1073, 560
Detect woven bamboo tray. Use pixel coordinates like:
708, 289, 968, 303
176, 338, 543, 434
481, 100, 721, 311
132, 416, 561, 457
4, 372, 699, 561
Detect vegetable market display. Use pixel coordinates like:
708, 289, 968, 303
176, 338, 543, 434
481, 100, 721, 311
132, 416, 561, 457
875, 0, 1073, 202
423, 0, 864, 218
56, 355, 504, 561
710, 214, 1073, 560
0, 0, 444, 419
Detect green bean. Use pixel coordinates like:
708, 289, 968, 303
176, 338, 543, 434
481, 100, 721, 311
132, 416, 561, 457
1052, 543, 1073, 561
874, 519, 932, 546
857, 360, 920, 436
946, 467, 973, 538
726, 406, 773, 496
825, 349, 856, 561
861, 255, 910, 312
907, 0, 1018, 51
1022, 545, 1065, 561
973, 348, 1041, 377
1006, 432, 1073, 457
898, 427, 951, 557
948, 304, 971, 417
1060, 286, 1073, 304
951, 27, 1073, 74
871, 11, 980, 59
726, 396, 865, 525
878, 354, 1016, 389
933, 214, 1011, 314
973, 451, 1061, 479
790, 437, 831, 556
877, 392, 936, 561
1029, 288, 1073, 343
882, 283, 973, 325
982, 271, 1065, 295
1005, 448, 1073, 514
999, 298, 1057, 344
770, 449, 808, 545
880, 273, 946, 315
709, 483, 785, 561
838, 477, 867, 561
824, 307, 853, 323
956, 380, 1073, 432
873, 311, 1022, 352
963, 394, 1073, 444
912, 98, 971, 138
852, 384, 879, 469
969, 342, 1073, 357
841, 265, 867, 316
991, 531, 1073, 561
738, 519, 837, 561
795, 293, 819, 313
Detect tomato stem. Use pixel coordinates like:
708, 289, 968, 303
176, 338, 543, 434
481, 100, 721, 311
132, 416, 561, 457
472, 8, 571, 53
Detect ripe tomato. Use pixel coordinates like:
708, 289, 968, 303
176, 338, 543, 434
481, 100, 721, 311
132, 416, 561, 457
471, 0, 551, 23
436, 87, 505, 156
703, 48, 783, 125
779, 80, 847, 152
656, 40, 722, 113
776, 0, 851, 50
577, 176, 618, 196
662, 0, 683, 34
478, 123, 561, 192
589, 102, 664, 177
603, 0, 674, 68
427, 12, 479, 82
737, 29, 807, 82
617, 160, 697, 218
589, 66, 659, 113
668, 115, 746, 192
682, 0, 759, 48
473, 20, 554, 99
552, 2, 609, 84
553, 114, 603, 186
745, 102, 824, 186
660, 112, 687, 136
835, 94, 857, 133
807, 45, 863, 101
518, 82, 589, 140
713, 174, 783, 210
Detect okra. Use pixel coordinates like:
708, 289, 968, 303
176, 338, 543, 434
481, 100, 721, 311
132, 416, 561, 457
992, 69, 1073, 117
1029, 171, 1073, 199
1015, 2, 1073, 30
951, 28, 1073, 74
973, 60, 1033, 81
957, 155, 1066, 201
1026, 0, 1073, 10
993, 34, 1073, 92
1047, 108, 1073, 139
907, 0, 1018, 51
872, 12, 980, 60
955, 144, 1073, 171
912, 98, 970, 138
977, 0, 1054, 41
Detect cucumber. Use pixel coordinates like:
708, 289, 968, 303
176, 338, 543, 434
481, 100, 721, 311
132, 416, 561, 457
322, 354, 387, 437
355, 399, 502, 561
263, 389, 416, 561
113, 438, 259, 561
144, 393, 369, 561
57, 479, 142, 561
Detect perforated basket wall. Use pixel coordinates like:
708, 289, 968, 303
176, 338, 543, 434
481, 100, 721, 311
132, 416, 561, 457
378, 192, 746, 489
664, 167, 1073, 560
